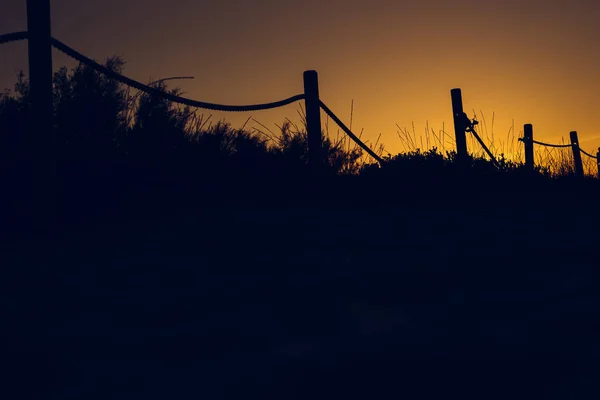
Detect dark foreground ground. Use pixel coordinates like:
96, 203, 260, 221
2, 175, 600, 399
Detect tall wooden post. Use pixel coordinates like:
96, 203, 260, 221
523, 124, 534, 170
27, 0, 53, 145
570, 131, 584, 178
303, 70, 322, 169
596, 147, 600, 179
451, 88, 468, 160
26, 0, 55, 229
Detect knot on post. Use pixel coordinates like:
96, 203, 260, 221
523, 124, 534, 170
450, 88, 468, 159
461, 112, 478, 133
569, 131, 584, 178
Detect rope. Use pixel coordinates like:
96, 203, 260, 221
51, 37, 305, 112
580, 148, 598, 159
0, 31, 28, 45
520, 137, 598, 159
532, 139, 573, 148
469, 127, 499, 168
319, 100, 385, 164
518, 137, 573, 148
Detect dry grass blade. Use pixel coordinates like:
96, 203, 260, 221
240, 116, 252, 131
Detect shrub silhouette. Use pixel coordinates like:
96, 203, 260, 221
0, 56, 370, 224
0, 71, 31, 166
53, 57, 128, 164
2, 54, 597, 228
272, 121, 363, 176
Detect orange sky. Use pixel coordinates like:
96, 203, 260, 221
2, 0, 600, 160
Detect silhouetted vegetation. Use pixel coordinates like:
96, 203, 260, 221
0, 57, 374, 227
1, 56, 599, 229
3, 58, 600, 400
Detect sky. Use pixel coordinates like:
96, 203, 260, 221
1, 0, 600, 159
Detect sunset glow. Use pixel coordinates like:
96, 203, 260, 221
2, 0, 599, 159
4, 3, 600, 398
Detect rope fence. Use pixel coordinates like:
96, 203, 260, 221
5, 2, 598, 231
319, 101, 384, 164
537, 145, 574, 176
451, 89, 600, 178
1, 28, 385, 166
51, 38, 306, 113
581, 153, 598, 177
52, 38, 384, 163
529, 139, 573, 149
467, 126, 499, 168
0, 31, 28, 45
580, 148, 598, 160
2, 23, 598, 173
519, 131, 600, 177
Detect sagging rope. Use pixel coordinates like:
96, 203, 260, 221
532, 139, 573, 148
3, 33, 384, 165
580, 148, 598, 160
319, 100, 385, 164
0, 31, 28, 45
51, 37, 305, 112
518, 137, 573, 149
519, 137, 598, 159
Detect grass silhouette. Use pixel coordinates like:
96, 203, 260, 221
1, 55, 597, 225
1, 58, 600, 399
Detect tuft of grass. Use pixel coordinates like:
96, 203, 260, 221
391, 115, 598, 178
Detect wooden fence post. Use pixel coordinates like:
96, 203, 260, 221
27, 0, 53, 147
569, 131, 584, 178
303, 70, 322, 169
26, 0, 55, 228
596, 147, 600, 179
523, 124, 534, 170
451, 88, 468, 160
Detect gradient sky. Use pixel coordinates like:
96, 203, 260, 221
2, 0, 600, 158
